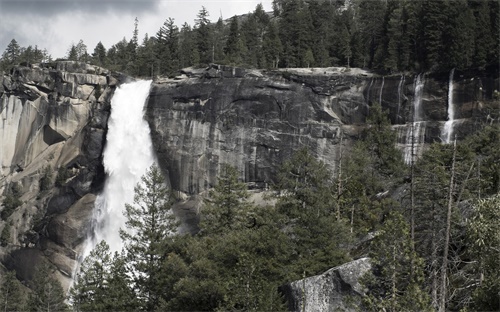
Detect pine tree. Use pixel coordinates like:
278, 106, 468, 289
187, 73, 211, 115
27, 261, 68, 312
0, 270, 26, 312
92, 42, 107, 67
362, 212, 432, 312
194, 6, 212, 65
224, 16, 243, 65
71, 241, 113, 312
467, 194, 500, 311
273, 148, 352, 278
200, 164, 250, 235
120, 164, 177, 311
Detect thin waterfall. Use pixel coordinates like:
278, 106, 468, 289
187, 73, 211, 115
404, 74, 425, 164
442, 68, 455, 143
379, 76, 384, 105
85, 80, 154, 255
397, 75, 405, 123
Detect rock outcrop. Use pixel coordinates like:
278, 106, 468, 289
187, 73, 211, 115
146, 65, 499, 196
0, 61, 118, 288
279, 257, 371, 312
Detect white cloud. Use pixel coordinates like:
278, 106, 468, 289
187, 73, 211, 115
0, 0, 272, 59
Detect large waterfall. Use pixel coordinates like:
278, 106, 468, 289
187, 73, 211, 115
442, 68, 456, 143
404, 74, 426, 164
87, 80, 154, 254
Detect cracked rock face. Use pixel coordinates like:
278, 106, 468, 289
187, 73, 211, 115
0, 61, 115, 289
147, 66, 498, 197
279, 257, 371, 312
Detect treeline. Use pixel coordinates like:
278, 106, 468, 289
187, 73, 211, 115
65, 105, 498, 311
1, 0, 498, 76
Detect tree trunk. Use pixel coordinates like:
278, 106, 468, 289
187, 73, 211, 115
439, 138, 457, 312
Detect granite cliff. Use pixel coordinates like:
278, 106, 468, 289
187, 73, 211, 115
0, 61, 123, 288
1, 62, 498, 297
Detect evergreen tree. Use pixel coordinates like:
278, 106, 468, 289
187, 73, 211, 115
120, 164, 177, 311
178, 23, 197, 68
224, 16, 243, 65
0, 270, 26, 312
156, 17, 179, 76
262, 21, 282, 68
92, 42, 107, 67
2, 39, 21, 66
362, 212, 432, 312
194, 6, 212, 65
0, 223, 11, 246
27, 262, 68, 312
200, 164, 250, 234
467, 194, 500, 312
273, 148, 352, 278
71, 241, 113, 312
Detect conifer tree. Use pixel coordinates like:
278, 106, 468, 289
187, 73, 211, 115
467, 194, 500, 311
274, 148, 352, 278
120, 164, 177, 311
0, 270, 26, 312
27, 261, 68, 312
71, 241, 113, 312
363, 212, 432, 312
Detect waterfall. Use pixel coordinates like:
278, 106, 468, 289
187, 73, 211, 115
442, 68, 455, 143
379, 76, 384, 105
86, 80, 154, 254
404, 74, 425, 164
397, 75, 405, 123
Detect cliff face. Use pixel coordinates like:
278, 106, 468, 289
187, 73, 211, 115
0, 62, 118, 287
146, 66, 499, 196
0, 63, 498, 292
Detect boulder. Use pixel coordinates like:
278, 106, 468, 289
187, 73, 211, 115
280, 257, 371, 312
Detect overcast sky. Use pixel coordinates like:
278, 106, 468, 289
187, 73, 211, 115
0, 0, 273, 59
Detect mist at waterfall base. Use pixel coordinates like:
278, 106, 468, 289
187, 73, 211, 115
85, 80, 155, 257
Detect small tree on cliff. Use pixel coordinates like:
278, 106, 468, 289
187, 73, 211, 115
120, 163, 177, 311
27, 261, 68, 312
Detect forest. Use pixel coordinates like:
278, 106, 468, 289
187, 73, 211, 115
1, 0, 499, 311
1, 0, 499, 76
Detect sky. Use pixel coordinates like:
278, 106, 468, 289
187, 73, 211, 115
0, 0, 273, 59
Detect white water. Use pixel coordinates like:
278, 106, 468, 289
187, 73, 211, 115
404, 74, 426, 164
442, 68, 455, 143
379, 76, 384, 105
396, 75, 405, 123
86, 80, 154, 254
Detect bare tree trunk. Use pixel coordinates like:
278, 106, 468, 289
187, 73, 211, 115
337, 131, 344, 221
439, 138, 457, 312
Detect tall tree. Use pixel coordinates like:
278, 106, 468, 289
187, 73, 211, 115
120, 164, 177, 311
467, 194, 500, 312
194, 6, 212, 64
92, 42, 107, 67
27, 262, 68, 312
362, 212, 432, 312
273, 148, 352, 278
200, 164, 250, 235
0, 270, 26, 312
71, 241, 113, 312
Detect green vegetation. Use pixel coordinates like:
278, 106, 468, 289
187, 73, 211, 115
68, 123, 500, 311
2, 0, 498, 75
1, 182, 23, 220
0, 270, 26, 311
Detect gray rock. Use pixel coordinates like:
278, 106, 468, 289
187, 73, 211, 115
280, 258, 371, 312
